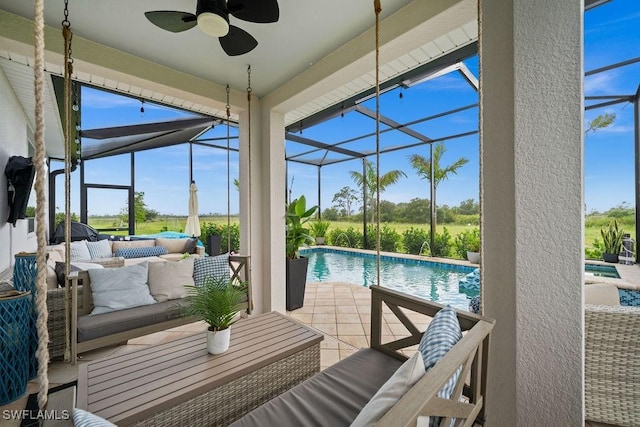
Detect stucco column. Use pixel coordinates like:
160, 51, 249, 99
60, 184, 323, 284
246, 107, 286, 314
480, 1, 584, 425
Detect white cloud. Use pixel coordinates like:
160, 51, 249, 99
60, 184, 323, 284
584, 72, 617, 95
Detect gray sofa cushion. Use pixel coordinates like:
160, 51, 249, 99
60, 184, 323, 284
77, 299, 189, 343
230, 348, 403, 427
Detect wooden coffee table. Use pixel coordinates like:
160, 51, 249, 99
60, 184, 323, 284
77, 312, 323, 426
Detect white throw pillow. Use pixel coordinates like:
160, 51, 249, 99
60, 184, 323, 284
86, 240, 113, 259
350, 352, 426, 427
70, 241, 91, 261
148, 258, 195, 302
88, 263, 156, 315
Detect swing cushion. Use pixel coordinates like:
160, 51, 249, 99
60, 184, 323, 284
88, 263, 156, 315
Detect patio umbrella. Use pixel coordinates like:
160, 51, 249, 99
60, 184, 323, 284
184, 181, 201, 237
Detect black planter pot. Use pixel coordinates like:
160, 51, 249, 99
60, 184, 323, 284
286, 257, 309, 311
602, 253, 619, 263
207, 234, 221, 256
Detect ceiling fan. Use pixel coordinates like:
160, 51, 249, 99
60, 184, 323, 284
145, 0, 279, 56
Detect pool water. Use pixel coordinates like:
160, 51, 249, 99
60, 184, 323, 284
301, 249, 477, 311
585, 264, 620, 279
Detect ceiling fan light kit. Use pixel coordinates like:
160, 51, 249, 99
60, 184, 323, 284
144, 0, 279, 56
197, 0, 230, 37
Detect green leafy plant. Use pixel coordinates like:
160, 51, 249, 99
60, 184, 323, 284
585, 238, 604, 260
286, 196, 318, 259
430, 227, 452, 257
200, 222, 240, 253
185, 276, 245, 331
402, 227, 430, 255
365, 225, 402, 252
310, 220, 331, 238
601, 220, 624, 255
328, 227, 363, 248
453, 228, 480, 259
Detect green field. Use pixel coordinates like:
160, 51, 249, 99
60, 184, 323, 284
86, 215, 631, 259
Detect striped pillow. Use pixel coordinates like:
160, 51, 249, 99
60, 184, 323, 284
69, 241, 91, 261
72, 408, 116, 426
86, 240, 112, 259
113, 246, 168, 259
418, 306, 463, 427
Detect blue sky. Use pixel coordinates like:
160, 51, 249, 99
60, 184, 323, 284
58, 0, 639, 217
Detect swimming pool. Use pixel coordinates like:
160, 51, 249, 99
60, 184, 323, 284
585, 263, 620, 279
300, 248, 477, 310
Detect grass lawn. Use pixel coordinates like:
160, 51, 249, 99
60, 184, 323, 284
87, 215, 632, 258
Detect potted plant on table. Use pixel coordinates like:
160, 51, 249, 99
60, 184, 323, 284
286, 196, 318, 311
310, 220, 330, 245
185, 276, 245, 355
601, 220, 624, 263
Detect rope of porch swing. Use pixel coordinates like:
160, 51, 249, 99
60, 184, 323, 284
33, 0, 50, 410
374, 0, 382, 287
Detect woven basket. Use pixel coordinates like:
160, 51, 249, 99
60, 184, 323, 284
0, 291, 31, 405
13, 253, 39, 379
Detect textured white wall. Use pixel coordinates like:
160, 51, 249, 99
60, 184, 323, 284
480, 0, 584, 425
0, 64, 36, 273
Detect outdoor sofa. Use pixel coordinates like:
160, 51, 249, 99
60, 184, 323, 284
232, 285, 495, 427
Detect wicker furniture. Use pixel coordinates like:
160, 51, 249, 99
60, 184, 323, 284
46, 257, 126, 359
45, 255, 251, 361
0, 290, 31, 405
585, 304, 640, 426
77, 311, 322, 426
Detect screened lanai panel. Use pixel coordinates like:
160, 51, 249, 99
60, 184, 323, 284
300, 109, 390, 144
409, 107, 479, 142
195, 122, 240, 151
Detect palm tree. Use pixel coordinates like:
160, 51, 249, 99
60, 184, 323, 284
350, 160, 406, 222
409, 143, 469, 230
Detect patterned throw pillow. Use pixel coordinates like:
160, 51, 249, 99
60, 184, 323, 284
72, 408, 116, 427
418, 306, 463, 427
86, 239, 112, 259
113, 246, 168, 259
69, 241, 91, 261
193, 253, 230, 286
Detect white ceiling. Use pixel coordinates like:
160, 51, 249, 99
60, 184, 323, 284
0, 0, 478, 157
0, 0, 416, 96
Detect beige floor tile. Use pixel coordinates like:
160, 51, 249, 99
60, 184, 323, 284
338, 335, 369, 348
312, 305, 336, 314
337, 323, 365, 335
291, 305, 315, 314
336, 305, 358, 313
128, 330, 175, 346
359, 313, 372, 324
289, 313, 313, 323
356, 304, 371, 313
321, 349, 340, 367
312, 323, 338, 335
388, 323, 412, 335
320, 337, 339, 349
315, 298, 336, 306
312, 313, 337, 323
334, 297, 356, 306
383, 313, 403, 324
336, 313, 362, 323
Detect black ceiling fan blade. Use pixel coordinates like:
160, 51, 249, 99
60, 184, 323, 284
145, 11, 197, 33
219, 25, 258, 56
227, 0, 279, 23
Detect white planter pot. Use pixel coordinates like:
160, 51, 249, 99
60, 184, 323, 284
466, 251, 481, 264
315, 237, 326, 245
207, 327, 231, 355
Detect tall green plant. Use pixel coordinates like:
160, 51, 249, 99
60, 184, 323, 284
453, 228, 480, 259
310, 220, 330, 238
349, 160, 406, 222
601, 220, 624, 255
185, 276, 245, 331
408, 143, 469, 230
286, 196, 318, 259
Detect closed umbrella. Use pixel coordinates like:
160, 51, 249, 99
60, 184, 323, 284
184, 181, 201, 237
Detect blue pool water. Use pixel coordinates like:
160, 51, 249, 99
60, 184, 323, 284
300, 248, 477, 310
584, 263, 620, 279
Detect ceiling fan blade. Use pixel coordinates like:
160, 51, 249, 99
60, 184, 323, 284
219, 25, 258, 56
144, 11, 197, 33
227, 0, 279, 23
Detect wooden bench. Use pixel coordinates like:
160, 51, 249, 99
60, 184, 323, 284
232, 286, 495, 427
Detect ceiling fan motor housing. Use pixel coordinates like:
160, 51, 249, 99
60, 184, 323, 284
196, 0, 230, 36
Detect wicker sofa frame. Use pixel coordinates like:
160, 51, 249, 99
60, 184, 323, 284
46, 255, 251, 362
585, 303, 640, 426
